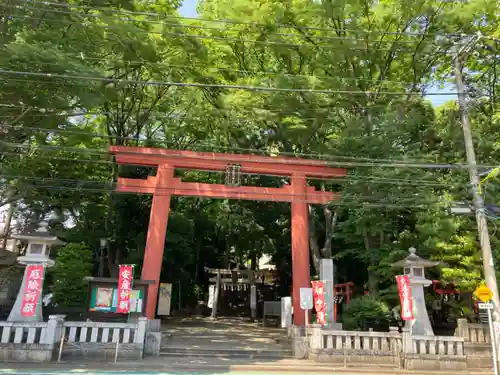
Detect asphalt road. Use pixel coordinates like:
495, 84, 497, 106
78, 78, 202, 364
0, 358, 492, 375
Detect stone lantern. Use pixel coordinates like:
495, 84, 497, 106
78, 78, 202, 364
393, 247, 439, 336
7, 221, 64, 322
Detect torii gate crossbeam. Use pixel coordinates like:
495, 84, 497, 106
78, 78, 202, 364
110, 146, 347, 326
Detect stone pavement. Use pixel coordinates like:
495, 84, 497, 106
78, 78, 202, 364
160, 316, 290, 356
0, 357, 494, 375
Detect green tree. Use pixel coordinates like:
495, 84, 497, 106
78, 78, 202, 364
2, 0, 500, 314
52, 243, 93, 307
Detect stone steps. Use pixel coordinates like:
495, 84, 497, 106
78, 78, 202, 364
160, 345, 293, 360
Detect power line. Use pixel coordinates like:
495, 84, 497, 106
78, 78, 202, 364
1, 151, 114, 165
0, 57, 418, 87
4, 4, 436, 46
0, 164, 471, 188
0, 175, 450, 209
0, 69, 459, 96
18, 0, 473, 39
0, 150, 471, 189
4, 13, 424, 54
2, 141, 498, 169
5, 182, 438, 209
0, 140, 466, 168
0, 124, 476, 167
0, 100, 422, 116
1, 173, 461, 191
0, 107, 407, 120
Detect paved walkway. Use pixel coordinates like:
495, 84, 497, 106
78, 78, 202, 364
0, 359, 493, 375
160, 316, 289, 353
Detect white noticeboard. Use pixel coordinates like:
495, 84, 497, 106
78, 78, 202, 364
157, 283, 172, 316
300, 288, 313, 310
479, 302, 494, 310
281, 296, 292, 328
250, 285, 257, 309
208, 285, 215, 309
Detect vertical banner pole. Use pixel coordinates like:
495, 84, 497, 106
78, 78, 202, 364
129, 265, 135, 321
57, 328, 65, 362
334, 298, 337, 322
114, 340, 119, 363
487, 306, 499, 375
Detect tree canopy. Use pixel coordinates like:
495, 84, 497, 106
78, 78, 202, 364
1, 0, 499, 309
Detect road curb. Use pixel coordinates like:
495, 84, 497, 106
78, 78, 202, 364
0, 364, 493, 375
231, 365, 493, 375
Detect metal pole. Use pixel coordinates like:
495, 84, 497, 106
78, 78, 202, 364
305, 308, 309, 327
487, 307, 499, 375
57, 328, 65, 363
454, 44, 500, 314
114, 340, 119, 363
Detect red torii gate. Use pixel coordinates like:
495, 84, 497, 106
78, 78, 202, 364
110, 146, 346, 326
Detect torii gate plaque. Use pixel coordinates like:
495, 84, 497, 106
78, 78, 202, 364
110, 146, 346, 325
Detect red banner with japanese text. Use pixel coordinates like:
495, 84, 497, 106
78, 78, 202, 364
311, 281, 326, 325
395, 275, 414, 320
116, 265, 133, 314
21, 265, 45, 317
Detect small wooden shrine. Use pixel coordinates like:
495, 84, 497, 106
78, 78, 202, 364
206, 266, 278, 319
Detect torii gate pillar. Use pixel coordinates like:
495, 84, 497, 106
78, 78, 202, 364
291, 174, 310, 325
142, 165, 174, 319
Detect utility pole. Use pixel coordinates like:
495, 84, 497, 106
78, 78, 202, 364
453, 40, 500, 314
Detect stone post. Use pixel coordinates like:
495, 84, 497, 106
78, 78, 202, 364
389, 326, 401, 366
135, 317, 148, 344
320, 259, 334, 325
135, 317, 149, 358
291, 326, 309, 359
455, 318, 469, 341
401, 327, 413, 354
42, 315, 66, 346
146, 319, 161, 333
308, 325, 323, 350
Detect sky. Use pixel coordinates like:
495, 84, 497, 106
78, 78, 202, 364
179, 0, 198, 18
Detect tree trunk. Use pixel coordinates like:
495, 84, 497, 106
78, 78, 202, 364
309, 206, 322, 275
308, 201, 339, 276
98, 245, 105, 277
194, 231, 202, 282
321, 205, 338, 259
1, 203, 15, 249
363, 229, 378, 295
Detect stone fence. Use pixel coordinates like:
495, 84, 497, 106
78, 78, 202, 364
0, 316, 149, 362
303, 326, 471, 371
455, 318, 490, 343
0, 318, 60, 362
59, 319, 147, 361
308, 327, 402, 367
454, 318, 492, 369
